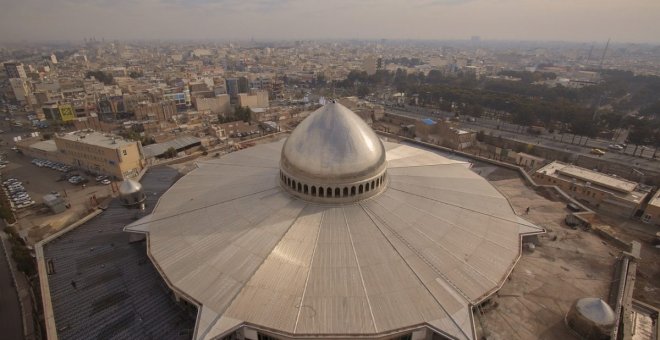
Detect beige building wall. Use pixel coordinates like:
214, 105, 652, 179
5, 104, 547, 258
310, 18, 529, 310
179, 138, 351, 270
195, 94, 230, 115
237, 90, 269, 109
642, 191, 660, 225
54, 133, 144, 179
533, 162, 647, 218
134, 100, 177, 122
9, 78, 30, 102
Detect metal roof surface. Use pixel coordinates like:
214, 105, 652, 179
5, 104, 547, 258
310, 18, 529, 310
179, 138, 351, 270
44, 166, 195, 339
126, 140, 543, 340
142, 135, 201, 159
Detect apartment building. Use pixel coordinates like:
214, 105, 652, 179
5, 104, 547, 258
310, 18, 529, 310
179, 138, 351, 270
134, 100, 177, 122
54, 131, 144, 179
194, 94, 231, 115
237, 90, 269, 109
642, 191, 660, 225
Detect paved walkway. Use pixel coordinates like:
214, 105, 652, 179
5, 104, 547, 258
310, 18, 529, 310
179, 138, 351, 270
0, 234, 23, 340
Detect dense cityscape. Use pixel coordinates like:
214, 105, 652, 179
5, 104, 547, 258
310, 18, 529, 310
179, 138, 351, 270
0, 2, 659, 340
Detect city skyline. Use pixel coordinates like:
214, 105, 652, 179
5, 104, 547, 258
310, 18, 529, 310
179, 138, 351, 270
1, 0, 660, 44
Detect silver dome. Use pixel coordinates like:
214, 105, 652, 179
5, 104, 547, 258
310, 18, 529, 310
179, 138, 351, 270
118, 179, 143, 196
281, 102, 386, 183
279, 102, 387, 203
566, 297, 615, 339
575, 298, 615, 325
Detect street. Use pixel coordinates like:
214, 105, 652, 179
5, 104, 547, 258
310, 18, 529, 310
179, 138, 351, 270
0, 235, 23, 340
383, 104, 658, 159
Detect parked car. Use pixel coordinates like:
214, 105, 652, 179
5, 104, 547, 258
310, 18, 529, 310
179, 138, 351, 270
590, 148, 606, 156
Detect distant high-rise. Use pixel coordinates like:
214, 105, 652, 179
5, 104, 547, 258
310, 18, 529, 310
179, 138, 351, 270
225, 78, 239, 97
363, 56, 377, 75
50, 54, 58, 64
4, 62, 27, 79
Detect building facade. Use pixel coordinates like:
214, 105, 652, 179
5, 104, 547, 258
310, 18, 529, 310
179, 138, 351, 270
194, 94, 231, 115
533, 161, 649, 217
54, 131, 144, 179
4, 62, 27, 79
642, 191, 660, 225
134, 100, 177, 122
237, 90, 269, 109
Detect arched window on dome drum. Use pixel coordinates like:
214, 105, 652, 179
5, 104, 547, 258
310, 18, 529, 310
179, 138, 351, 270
326, 187, 332, 197
311, 186, 317, 196
335, 187, 340, 197
304, 184, 308, 194
319, 187, 324, 197
371, 180, 375, 190
358, 184, 363, 194
292, 180, 296, 190
351, 186, 356, 196
286, 178, 290, 187
343, 187, 348, 196
297, 182, 302, 193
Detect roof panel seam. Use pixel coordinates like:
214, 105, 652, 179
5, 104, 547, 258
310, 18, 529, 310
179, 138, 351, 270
207, 201, 311, 339
341, 207, 378, 332
293, 208, 325, 333
358, 204, 471, 340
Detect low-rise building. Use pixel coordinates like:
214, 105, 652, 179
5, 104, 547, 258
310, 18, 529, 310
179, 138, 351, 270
642, 190, 660, 225
134, 100, 177, 122
237, 90, 269, 109
533, 161, 650, 218
54, 131, 144, 179
194, 94, 230, 115
515, 152, 546, 169
415, 119, 476, 150
217, 120, 255, 137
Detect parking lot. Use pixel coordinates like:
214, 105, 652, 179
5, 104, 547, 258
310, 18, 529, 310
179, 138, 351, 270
0, 132, 116, 243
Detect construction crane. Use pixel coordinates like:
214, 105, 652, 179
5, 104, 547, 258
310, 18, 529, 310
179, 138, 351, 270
585, 44, 594, 65
599, 38, 610, 70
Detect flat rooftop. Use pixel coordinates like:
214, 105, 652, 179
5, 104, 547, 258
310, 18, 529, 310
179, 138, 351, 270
30, 140, 58, 152
42, 166, 195, 339
648, 190, 660, 208
538, 161, 639, 194
57, 131, 135, 149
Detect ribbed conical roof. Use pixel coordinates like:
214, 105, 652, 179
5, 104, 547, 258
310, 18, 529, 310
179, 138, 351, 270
118, 179, 142, 196
575, 298, 615, 326
281, 102, 386, 183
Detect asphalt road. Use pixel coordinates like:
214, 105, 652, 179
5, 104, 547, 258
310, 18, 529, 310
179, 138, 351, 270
0, 237, 23, 340
383, 104, 657, 159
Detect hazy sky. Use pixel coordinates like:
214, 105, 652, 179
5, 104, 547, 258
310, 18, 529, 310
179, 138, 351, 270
1, 0, 659, 43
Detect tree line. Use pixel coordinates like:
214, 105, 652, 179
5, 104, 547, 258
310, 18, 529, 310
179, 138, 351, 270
332, 68, 660, 147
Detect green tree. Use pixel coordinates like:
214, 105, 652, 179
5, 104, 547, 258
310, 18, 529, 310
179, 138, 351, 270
234, 106, 252, 122
357, 85, 370, 98
164, 147, 178, 158
85, 70, 114, 85
628, 124, 654, 156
